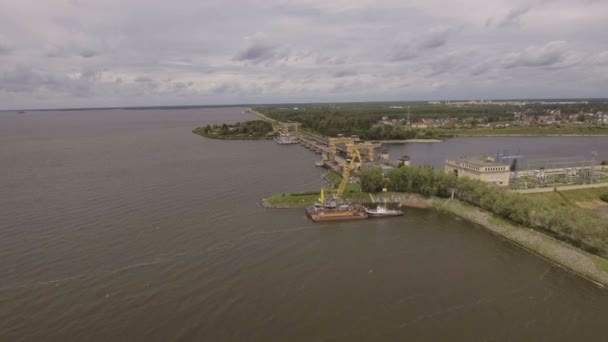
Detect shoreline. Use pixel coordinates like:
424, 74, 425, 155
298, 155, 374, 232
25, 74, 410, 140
434, 199, 608, 288
447, 133, 608, 137
261, 191, 608, 288
380, 139, 444, 143
192, 131, 272, 140
250, 108, 608, 139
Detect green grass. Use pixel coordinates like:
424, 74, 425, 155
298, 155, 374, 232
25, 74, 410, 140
324, 171, 343, 187
263, 189, 370, 208
527, 187, 608, 208
595, 258, 608, 274
343, 191, 371, 202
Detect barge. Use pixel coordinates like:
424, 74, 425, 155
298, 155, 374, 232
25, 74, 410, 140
306, 203, 368, 222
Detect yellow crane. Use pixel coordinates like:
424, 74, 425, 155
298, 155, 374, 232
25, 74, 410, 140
318, 148, 363, 204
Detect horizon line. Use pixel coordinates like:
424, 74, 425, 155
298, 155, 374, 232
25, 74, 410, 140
2, 97, 607, 112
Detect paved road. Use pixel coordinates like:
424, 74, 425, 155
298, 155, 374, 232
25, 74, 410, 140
514, 182, 608, 194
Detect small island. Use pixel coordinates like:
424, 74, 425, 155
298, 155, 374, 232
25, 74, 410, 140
192, 120, 274, 140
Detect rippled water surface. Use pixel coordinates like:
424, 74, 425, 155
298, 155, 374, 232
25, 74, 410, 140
2, 108, 608, 341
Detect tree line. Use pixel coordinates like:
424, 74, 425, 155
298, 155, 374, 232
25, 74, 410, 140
254, 102, 608, 140
193, 120, 273, 139
360, 166, 608, 257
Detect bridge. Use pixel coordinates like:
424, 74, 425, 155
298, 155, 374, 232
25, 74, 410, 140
297, 132, 382, 162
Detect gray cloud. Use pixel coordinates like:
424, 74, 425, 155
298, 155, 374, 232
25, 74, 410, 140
0, 36, 14, 55
486, 6, 532, 28
427, 51, 470, 77
0, 0, 607, 109
332, 69, 357, 78
419, 27, 451, 49
316, 56, 347, 65
135, 76, 154, 83
470, 63, 492, 76
233, 35, 287, 64
390, 45, 419, 61
79, 48, 99, 58
503, 41, 573, 68
0, 65, 43, 92
391, 26, 452, 61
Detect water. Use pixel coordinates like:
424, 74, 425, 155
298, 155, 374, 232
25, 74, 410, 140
386, 136, 608, 169
2, 108, 608, 341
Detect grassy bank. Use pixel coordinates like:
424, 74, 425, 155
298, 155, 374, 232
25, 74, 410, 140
434, 198, 608, 287
262, 190, 370, 208
525, 187, 608, 220
262, 192, 320, 208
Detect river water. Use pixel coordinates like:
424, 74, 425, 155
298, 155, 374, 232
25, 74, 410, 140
386, 136, 608, 169
2, 108, 608, 341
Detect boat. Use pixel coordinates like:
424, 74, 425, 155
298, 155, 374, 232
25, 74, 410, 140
306, 203, 368, 222
364, 205, 404, 218
314, 161, 324, 167
306, 188, 367, 222
305, 151, 369, 222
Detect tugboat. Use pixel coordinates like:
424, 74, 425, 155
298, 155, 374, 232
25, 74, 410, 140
364, 205, 404, 218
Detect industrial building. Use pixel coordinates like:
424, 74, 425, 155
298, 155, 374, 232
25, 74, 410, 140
445, 156, 511, 187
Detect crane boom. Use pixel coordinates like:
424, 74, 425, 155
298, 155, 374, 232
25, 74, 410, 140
337, 149, 362, 195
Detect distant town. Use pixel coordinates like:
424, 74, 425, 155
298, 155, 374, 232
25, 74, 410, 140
377, 100, 608, 129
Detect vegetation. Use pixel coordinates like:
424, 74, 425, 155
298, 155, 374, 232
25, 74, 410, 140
527, 188, 608, 208
255, 105, 447, 139
601, 193, 608, 203
193, 120, 274, 140
383, 166, 608, 257
254, 102, 608, 139
324, 171, 343, 187
263, 192, 320, 208
435, 198, 608, 286
263, 188, 369, 208
359, 168, 385, 192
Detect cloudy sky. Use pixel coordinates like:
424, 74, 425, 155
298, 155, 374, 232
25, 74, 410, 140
0, 0, 607, 109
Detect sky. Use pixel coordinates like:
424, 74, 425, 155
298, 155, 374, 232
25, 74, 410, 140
0, 0, 607, 109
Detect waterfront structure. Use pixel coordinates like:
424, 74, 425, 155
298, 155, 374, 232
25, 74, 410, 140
274, 134, 298, 144
280, 122, 301, 135
445, 156, 511, 186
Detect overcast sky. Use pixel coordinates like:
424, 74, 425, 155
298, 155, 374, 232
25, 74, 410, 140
0, 0, 607, 109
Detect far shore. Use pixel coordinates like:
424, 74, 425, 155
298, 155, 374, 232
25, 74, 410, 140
380, 139, 444, 143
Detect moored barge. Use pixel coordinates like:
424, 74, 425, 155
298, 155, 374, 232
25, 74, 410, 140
306, 203, 368, 222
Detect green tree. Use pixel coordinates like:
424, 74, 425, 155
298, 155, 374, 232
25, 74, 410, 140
359, 167, 385, 193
